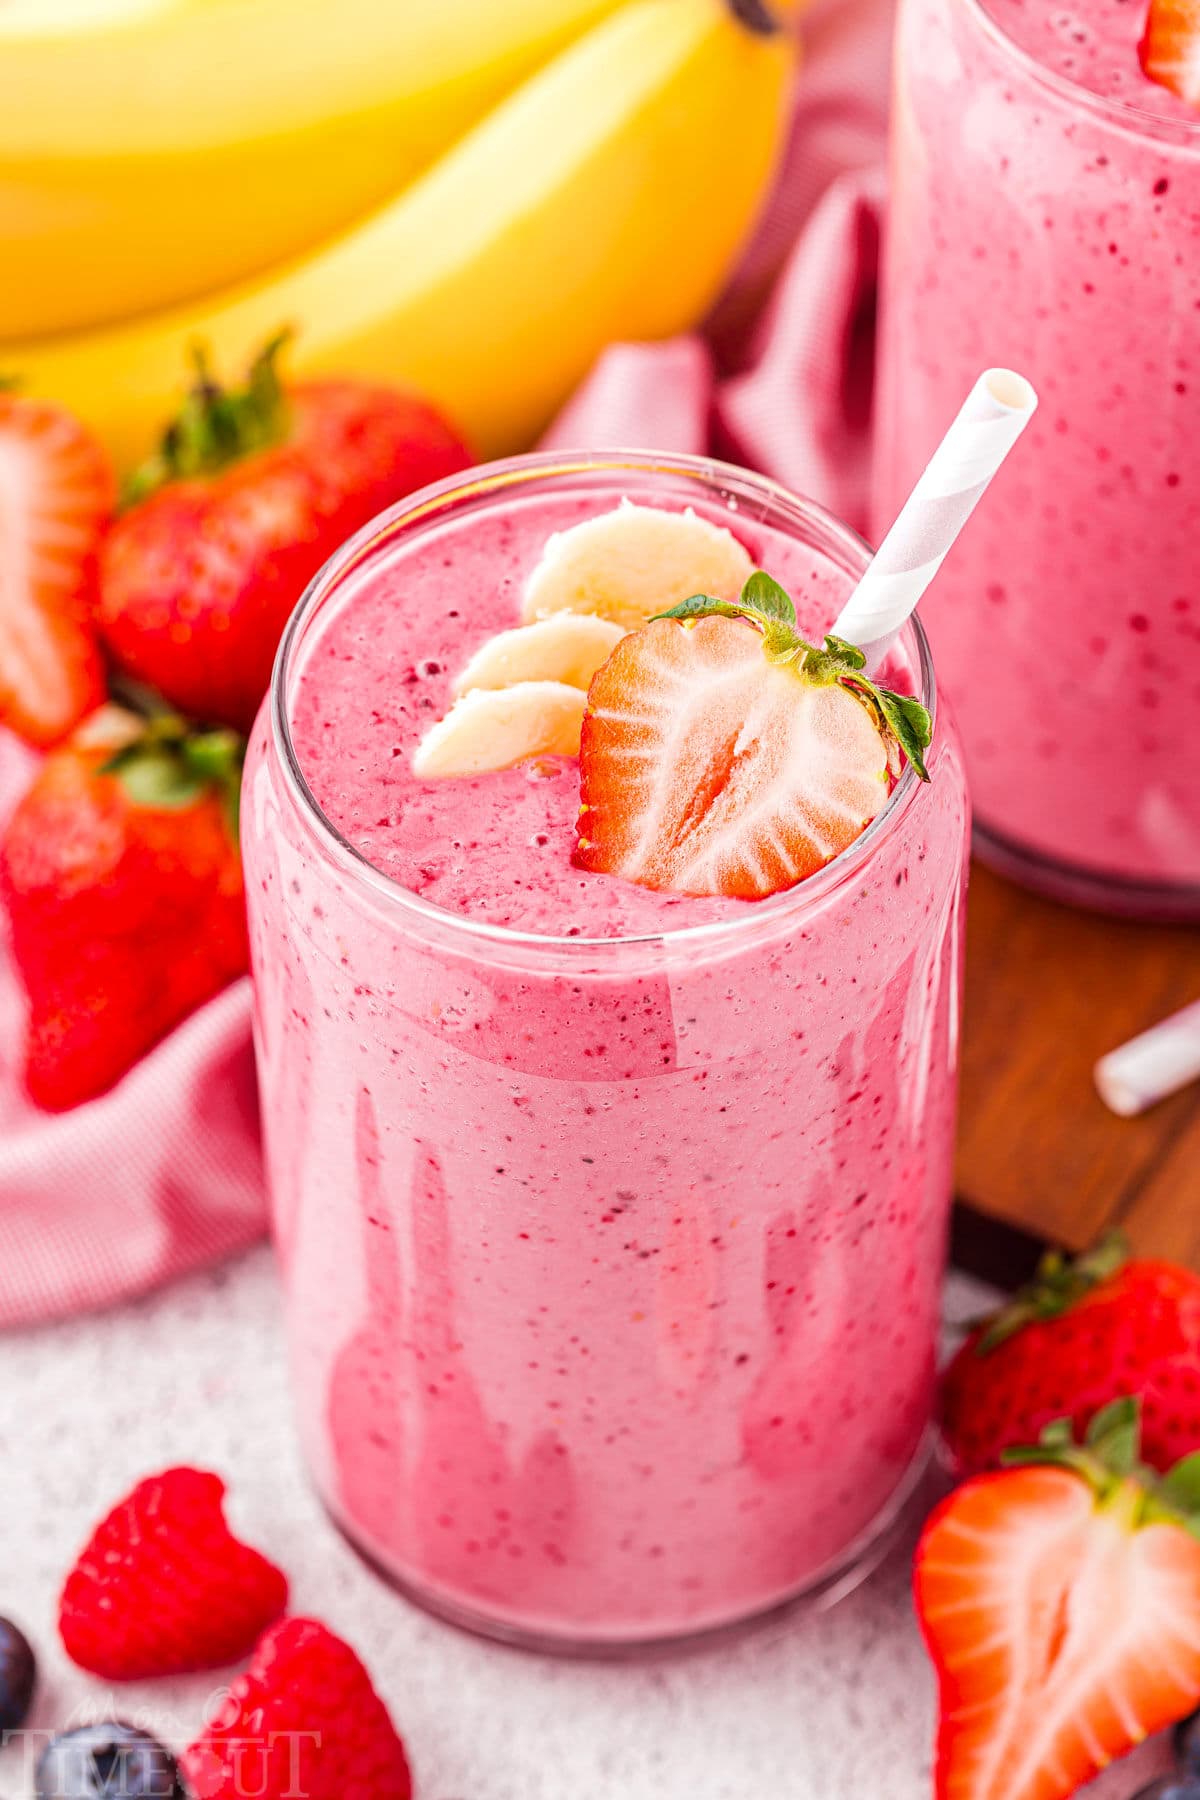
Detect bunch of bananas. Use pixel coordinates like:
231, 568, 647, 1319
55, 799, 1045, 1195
1, 0, 797, 467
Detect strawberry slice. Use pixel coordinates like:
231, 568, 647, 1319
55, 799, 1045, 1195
574, 570, 931, 899
1140, 0, 1200, 107
915, 1401, 1200, 1800
0, 394, 113, 748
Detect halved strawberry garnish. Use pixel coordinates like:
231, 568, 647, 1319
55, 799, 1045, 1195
915, 1401, 1200, 1800
0, 394, 113, 748
574, 571, 931, 900
1140, 0, 1200, 107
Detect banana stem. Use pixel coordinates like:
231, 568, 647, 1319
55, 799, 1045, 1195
726, 0, 783, 35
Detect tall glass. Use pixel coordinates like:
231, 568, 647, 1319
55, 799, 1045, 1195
242, 452, 970, 1652
876, 0, 1200, 917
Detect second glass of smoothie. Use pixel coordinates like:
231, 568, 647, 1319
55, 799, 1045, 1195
243, 452, 970, 1651
877, 0, 1200, 917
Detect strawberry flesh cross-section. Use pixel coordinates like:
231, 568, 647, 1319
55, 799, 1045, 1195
574, 570, 932, 901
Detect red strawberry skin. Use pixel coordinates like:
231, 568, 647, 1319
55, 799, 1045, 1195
0, 710, 248, 1109
942, 1258, 1200, 1476
0, 394, 112, 748
59, 1468, 287, 1680
182, 1617, 413, 1800
98, 382, 471, 731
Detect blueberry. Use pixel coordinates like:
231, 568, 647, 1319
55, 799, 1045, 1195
1130, 1779, 1200, 1800
1179, 1709, 1200, 1775
0, 1615, 36, 1732
35, 1724, 184, 1799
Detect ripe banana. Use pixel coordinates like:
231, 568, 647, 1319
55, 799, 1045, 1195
8, 0, 794, 469
0, 0, 629, 337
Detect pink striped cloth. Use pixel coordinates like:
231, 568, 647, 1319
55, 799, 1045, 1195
0, 0, 893, 1328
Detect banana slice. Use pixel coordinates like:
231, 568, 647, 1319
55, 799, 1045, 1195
413, 681, 587, 778
453, 612, 626, 697
522, 500, 754, 633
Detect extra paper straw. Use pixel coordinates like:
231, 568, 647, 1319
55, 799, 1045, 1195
1094, 999, 1200, 1118
832, 369, 1038, 664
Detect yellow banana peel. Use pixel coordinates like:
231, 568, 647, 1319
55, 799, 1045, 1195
8, 0, 796, 469
0, 0, 629, 337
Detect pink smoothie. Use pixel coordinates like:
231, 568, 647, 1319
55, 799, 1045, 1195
243, 458, 970, 1646
877, 0, 1200, 910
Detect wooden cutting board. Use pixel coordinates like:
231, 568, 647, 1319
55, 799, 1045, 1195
955, 864, 1200, 1271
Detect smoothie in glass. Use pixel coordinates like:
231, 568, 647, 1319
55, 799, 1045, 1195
877, 0, 1200, 915
242, 453, 970, 1649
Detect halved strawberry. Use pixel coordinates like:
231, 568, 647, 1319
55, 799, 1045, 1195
1140, 0, 1200, 107
0, 394, 113, 748
574, 571, 931, 899
915, 1401, 1200, 1800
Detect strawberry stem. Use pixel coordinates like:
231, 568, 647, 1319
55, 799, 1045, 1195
974, 1232, 1129, 1355
653, 573, 933, 780
121, 331, 293, 510
101, 717, 245, 840
1002, 1399, 1200, 1536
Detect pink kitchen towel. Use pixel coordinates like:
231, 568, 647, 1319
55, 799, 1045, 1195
0, 0, 894, 1329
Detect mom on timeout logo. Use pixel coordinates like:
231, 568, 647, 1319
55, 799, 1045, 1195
3, 1688, 298, 1798
0, 1690, 470, 1799
0, 1690, 282, 1799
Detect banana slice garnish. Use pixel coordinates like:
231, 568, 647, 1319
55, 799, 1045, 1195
521, 500, 753, 632
453, 612, 626, 697
412, 681, 587, 778
416, 502, 753, 776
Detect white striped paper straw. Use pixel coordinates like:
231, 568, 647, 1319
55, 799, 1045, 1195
1094, 999, 1200, 1118
833, 369, 1038, 663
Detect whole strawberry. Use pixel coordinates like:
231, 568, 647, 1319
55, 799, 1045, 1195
916, 1401, 1200, 1800
98, 336, 472, 731
0, 704, 248, 1109
182, 1617, 413, 1800
942, 1234, 1200, 1475
59, 1467, 287, 1680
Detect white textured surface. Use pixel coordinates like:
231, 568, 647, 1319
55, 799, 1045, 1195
0, 1252, 1172, 1800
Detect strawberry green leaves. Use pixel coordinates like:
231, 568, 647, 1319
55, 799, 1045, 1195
872, 689, 933, 784
974, 1233, 1130, 1357
654, 568, 794, 631
1161, 1452, 1200, 1521
1001, 1397, 1200, 1536
737, 569, 795, 624
102, 716, 245, 838
654, 571, 934, 782
122, 333, 293, 510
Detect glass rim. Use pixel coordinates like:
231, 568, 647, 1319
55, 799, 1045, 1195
269, 448, 939, 957
959, 0, 1200, 144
